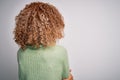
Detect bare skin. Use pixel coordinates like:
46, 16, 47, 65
64, 69, 73, 80
48, 42, 56, 47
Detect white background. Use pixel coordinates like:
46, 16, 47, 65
0, 0, 120, 80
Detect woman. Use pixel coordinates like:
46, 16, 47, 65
13, 1, 73, 80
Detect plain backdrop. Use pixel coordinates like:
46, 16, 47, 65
0, 0, 120, 80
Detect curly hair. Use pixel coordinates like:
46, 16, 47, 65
13, 1, 65, 50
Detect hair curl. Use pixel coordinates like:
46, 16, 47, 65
13, 1, 65, 50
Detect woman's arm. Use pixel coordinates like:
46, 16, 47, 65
62, 48, 73, 80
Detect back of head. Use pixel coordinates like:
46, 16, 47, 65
13, 1, 65, 50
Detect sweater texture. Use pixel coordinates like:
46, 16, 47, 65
17, 45, 70, 80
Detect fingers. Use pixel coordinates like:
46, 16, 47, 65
69, 73, 73, 80
63, 69, 73, 80
63, 73, 73, 80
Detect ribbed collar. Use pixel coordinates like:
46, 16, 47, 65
27, 45, 43, 49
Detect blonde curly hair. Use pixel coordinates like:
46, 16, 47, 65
13, 1, 65, 50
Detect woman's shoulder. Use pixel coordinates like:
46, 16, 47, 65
55, 45, 67, 54
55, 45, 67, 50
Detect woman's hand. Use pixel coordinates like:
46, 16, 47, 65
64, 69, 73, 80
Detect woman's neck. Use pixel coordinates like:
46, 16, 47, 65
48, 42, 56, 47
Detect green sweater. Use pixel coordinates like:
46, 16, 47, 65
17, 45, 70, 80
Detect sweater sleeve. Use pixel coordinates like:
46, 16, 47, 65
62, 48, 70, 79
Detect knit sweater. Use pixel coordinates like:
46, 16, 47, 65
17, 45, 70, 80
